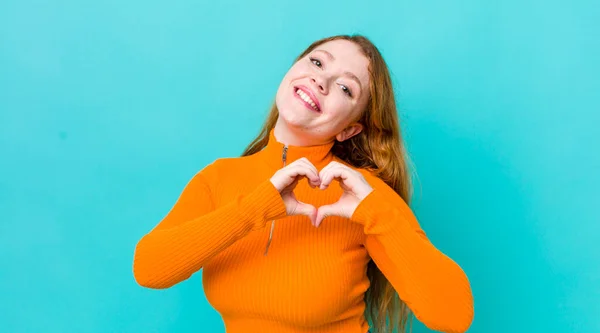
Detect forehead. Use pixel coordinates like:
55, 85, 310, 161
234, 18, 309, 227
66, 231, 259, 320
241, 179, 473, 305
312, 40, 370, 86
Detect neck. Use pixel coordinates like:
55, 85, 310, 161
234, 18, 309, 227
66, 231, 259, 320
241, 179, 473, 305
259, 124, 336, 170
273, 118, 324, 147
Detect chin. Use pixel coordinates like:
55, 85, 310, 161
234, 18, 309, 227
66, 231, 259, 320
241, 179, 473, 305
278, 107, 302, 124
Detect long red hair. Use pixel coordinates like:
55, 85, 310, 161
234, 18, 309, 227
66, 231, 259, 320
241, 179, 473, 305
241, 34, 415, 333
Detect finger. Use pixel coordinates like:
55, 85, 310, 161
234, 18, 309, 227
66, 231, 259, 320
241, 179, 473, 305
286, 176, 300, 191
299, 157, 319, 171
297, 158, 321, 185
318, 162, 343, 188
294, 201, 317, 224
315, 203, 337, 228
291, 157, 318, 174
319, 167, 348, 190
318, 161, 338, 178
295, 161, 320, 181
288, 165, 320, 186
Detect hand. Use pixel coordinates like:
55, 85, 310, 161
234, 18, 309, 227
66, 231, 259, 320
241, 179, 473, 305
270, 158, 322, 225
315, 161, 373, 228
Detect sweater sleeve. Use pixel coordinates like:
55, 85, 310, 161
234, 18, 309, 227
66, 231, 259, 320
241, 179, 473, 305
133, 168, 287, 289
350, 179, 474, 333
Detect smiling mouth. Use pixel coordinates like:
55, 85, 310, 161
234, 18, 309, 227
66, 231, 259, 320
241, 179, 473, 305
294, 87, 321, 112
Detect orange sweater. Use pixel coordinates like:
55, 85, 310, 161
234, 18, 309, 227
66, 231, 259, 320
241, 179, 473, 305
133, 129, 474, 333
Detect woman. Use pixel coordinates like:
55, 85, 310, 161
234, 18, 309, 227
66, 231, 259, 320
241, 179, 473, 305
133, 34, 474, 333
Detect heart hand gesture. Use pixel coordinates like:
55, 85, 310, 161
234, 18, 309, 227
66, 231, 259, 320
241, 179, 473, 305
314, 161, 373, 227
270, 159, 374, 228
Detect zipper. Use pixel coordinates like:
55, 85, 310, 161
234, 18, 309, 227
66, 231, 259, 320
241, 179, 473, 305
264, 145, 288, 256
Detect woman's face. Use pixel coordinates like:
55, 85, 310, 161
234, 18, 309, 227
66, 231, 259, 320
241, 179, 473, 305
275, 39, 371, 142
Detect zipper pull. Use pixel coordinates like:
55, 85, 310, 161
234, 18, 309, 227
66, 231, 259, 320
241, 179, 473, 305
264, 145, 288, 256
282, 146, 288, 165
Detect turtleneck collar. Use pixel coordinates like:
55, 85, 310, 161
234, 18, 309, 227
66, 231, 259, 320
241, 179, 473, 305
259, 128, 336, 170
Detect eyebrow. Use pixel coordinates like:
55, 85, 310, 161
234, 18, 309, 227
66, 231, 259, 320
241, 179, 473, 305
314, 49, 362, 90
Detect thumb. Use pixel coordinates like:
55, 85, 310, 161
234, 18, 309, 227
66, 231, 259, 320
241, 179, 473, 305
315, 203, 340, 228
293, 201, 317, 225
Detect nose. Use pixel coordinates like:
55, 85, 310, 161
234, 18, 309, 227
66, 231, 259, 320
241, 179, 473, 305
310, 76, 328, 94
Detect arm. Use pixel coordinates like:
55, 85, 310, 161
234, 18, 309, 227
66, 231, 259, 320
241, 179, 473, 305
351, 179, 474, 333
133, 166, 287, 289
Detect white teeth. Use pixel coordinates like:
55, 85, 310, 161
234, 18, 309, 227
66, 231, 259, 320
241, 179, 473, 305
296, 89, 319, 111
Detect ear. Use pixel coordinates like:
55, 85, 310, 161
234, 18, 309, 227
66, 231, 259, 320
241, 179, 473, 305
335, 123, 364, 142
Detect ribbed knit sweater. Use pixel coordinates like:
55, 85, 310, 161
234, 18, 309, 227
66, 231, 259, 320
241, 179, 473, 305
133, 128, 474, 333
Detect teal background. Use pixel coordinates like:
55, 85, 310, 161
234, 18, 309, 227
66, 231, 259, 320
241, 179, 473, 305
1, 0, 598, 332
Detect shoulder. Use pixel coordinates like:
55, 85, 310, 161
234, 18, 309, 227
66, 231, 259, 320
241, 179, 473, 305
196, 155, 254, 179
194, 153, 267, 188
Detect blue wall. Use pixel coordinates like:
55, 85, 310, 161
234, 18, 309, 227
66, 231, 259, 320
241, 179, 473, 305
1, 0, 598, 332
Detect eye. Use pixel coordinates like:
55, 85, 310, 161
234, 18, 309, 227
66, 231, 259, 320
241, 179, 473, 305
309, 57, 322, 67
340, 85, 352, 97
